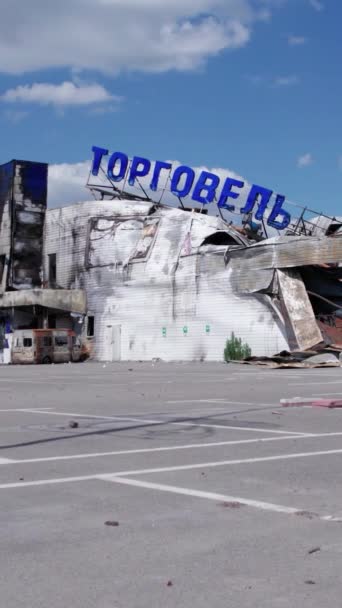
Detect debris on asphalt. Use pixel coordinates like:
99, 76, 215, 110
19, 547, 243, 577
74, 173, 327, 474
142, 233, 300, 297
166, 581, 173, 587
305, 580, 316, 585
281, 397, 342, 408
104, 520, 120, 527
305, 353, 340, 365
232, 349, 342, 369
69, 420, 79, 428
295, 511, 318, 520
308, 547, 321, 555
220, 501, 243, 509
234, 353, 341, 369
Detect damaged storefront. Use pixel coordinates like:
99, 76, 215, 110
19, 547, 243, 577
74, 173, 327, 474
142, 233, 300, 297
0, 160, 87, 363
0, 156, 341, 363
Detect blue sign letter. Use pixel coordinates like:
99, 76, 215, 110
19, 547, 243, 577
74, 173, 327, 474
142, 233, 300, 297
150, 160, 172, 192
192, 171, 220, 205
171, 166, 195, 198
107, 152, 129, 182
240, 185, 273, 219
128, 156, 152, 187
91, 146, 109, 176
217, 177, 244, 211
267, 195, 291, 230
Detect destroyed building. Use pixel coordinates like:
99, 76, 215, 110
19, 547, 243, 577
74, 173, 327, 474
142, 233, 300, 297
0, 159, 341, 363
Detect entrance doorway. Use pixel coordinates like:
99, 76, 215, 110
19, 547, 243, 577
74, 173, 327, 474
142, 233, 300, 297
105, 325, 121, 361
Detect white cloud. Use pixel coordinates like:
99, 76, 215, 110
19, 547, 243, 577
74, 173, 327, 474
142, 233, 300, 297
1, 81, 120, 107
297, 153, 313, 168
0, 1, 284, 76
288, 35, 307, 46
309, 0, 324, 11
48, 161, 92, 207
273, 75, 299, 86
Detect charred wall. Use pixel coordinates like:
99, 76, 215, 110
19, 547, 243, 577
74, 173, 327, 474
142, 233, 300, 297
0, 160, 48, 290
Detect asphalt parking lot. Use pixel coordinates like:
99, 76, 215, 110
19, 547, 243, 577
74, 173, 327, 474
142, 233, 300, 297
1, 361, 342, 607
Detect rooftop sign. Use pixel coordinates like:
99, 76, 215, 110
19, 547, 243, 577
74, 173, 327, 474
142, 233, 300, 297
91, 146, 291, 230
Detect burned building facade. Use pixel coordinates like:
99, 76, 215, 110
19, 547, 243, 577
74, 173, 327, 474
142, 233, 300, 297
0, 159, 341, 363
0, 160, 86, 363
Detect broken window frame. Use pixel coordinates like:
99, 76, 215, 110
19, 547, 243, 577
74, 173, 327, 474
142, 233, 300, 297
129, 217, 160, 263
48, 253, 57, 288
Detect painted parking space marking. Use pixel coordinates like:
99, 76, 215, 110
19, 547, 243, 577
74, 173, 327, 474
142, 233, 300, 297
101, 476, 342, 521
0, 435, 313, 465
2, 446, 342, 490
166, 399, 275, 406
25, 409, 305, 435
0, 408, 53, 413
3, 430, 342, 466
106, 447, 342, 477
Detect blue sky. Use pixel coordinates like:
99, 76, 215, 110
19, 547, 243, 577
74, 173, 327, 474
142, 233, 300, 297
0, 0, 340, 217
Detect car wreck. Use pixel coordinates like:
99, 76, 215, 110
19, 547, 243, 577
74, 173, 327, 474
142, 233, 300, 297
0, 157, 341, 363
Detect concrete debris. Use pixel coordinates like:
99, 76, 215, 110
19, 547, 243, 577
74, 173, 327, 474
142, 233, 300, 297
235, 348, 342, 368
305, 580, 316, 585
220, 501, 243, 509
305, 353, 340, 365
68, 420, 79, 429
104, 521, 119, 527
308, 547, 321, 555
281, 398, 342, 409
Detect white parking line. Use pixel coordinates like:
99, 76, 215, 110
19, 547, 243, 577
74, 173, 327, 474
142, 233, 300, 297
0, 435, 308, 465
25, 409, 304, 436
4, 430, 342, 466
1, 446, 342, 491
0, 408, 53, 413
0, 475, 97, 489
101, 476, 301, 515
103, 476, 342, 520
166, 399, 274, 406
108, 447, 342, 477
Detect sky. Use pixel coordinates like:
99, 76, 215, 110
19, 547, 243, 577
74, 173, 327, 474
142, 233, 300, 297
0, 0, 340, 219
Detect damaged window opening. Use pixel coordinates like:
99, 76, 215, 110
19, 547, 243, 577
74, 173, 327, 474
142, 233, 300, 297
0, 255, 5, 283
48, 253, 57, 287
87, 316, 95, 337
23, 338, 32, 348
181, 207, 208, 215
48, 315, 56, 329
55, 336, 68, 347
201, 232, 241, 247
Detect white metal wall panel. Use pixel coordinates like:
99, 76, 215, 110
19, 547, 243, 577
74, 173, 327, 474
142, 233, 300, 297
44, 200, 290, 361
